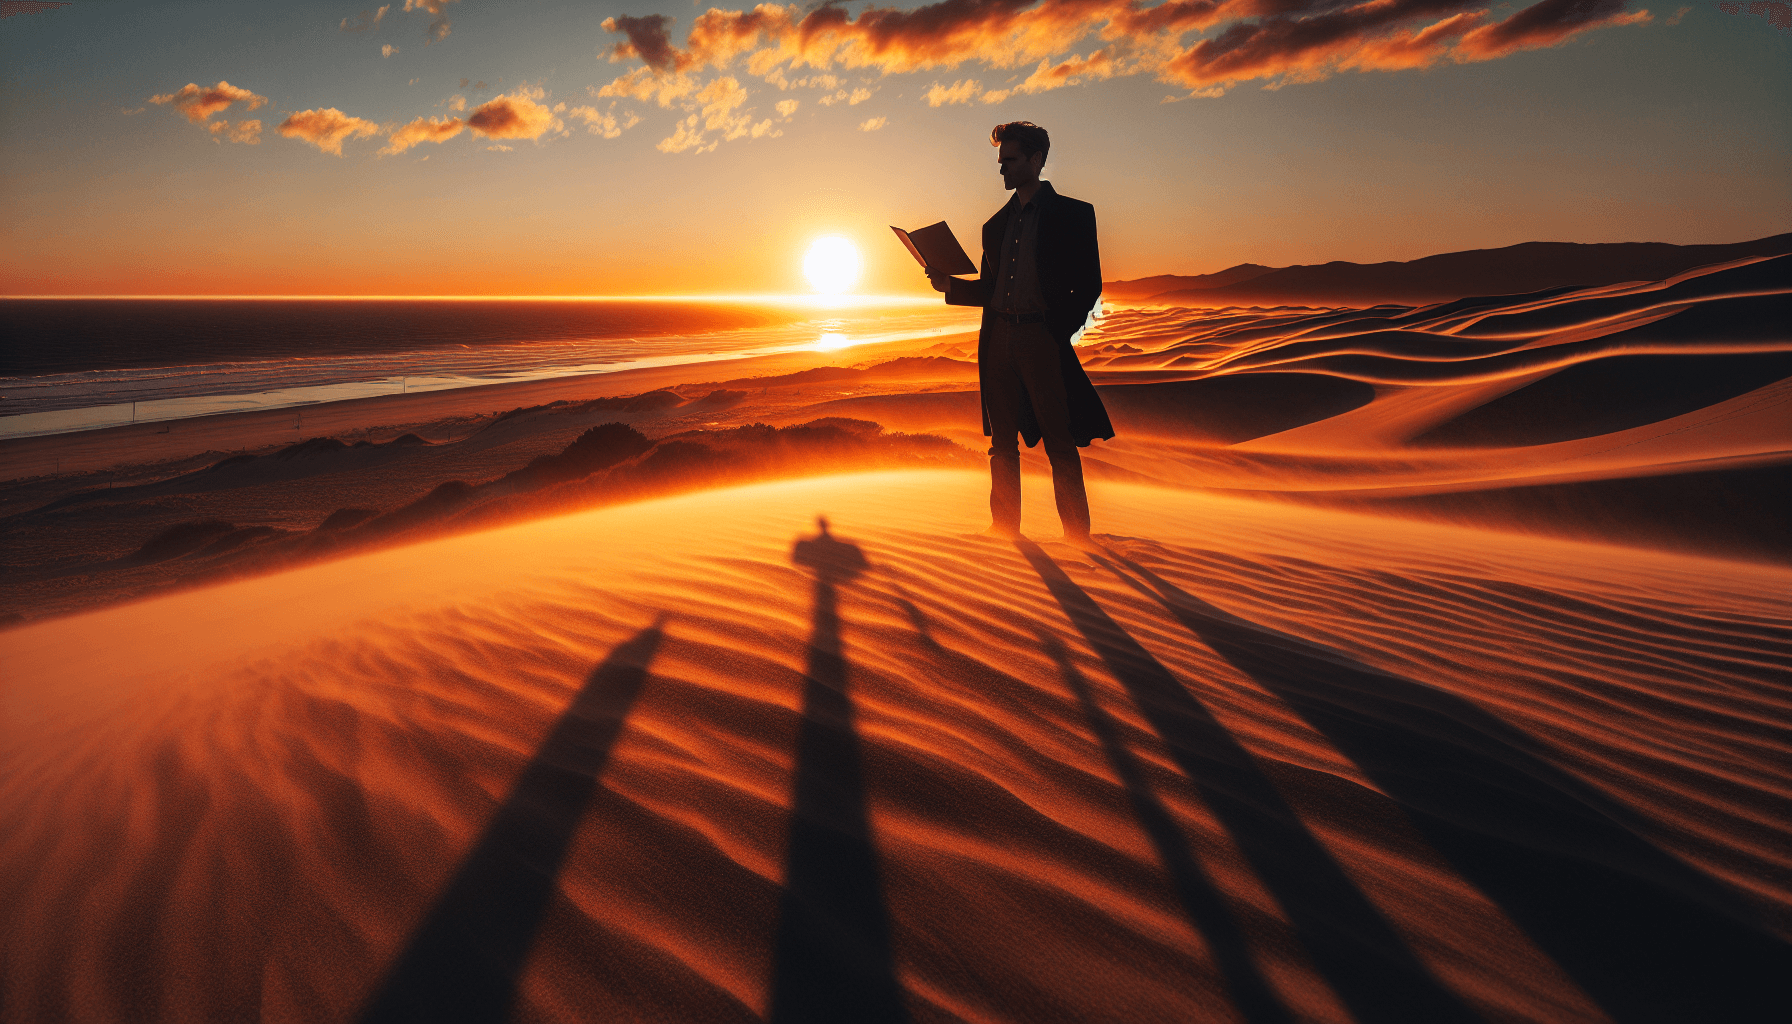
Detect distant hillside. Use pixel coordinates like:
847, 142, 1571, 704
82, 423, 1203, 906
1110, 233, 1792, 308
1103, 264, 1274, 301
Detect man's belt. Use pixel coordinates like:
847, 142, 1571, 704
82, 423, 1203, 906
992, 310, 1046, 325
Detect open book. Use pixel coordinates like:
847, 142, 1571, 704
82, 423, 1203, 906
891, 221, 977, 277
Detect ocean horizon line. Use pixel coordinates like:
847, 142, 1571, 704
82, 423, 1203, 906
0, 293, 944, 304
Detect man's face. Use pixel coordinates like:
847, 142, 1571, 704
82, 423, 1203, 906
997, 140, 1042, 190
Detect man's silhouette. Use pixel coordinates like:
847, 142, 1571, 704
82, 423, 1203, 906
929, 120, 1113, 543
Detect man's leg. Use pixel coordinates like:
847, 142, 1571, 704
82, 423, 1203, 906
1012, 327, 1091, 540
980, 325, 1025, 536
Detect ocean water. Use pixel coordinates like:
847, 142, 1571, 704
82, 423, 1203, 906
0, 298, 979, 439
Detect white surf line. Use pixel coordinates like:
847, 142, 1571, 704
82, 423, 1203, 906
0, 317, 980, 441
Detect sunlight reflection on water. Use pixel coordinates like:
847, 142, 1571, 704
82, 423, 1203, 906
0, 303, 978, 439
815, 319, 851, 351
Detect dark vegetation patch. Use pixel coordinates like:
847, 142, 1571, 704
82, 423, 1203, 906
685, 356, 977, 393
455, 418, 974, 531
496, 422, 656, 490
688, 389, 748, 408
207, 454, 258, 473
129, 520, 237, 564
273, 436, 349, 460
317, 508, 379, 532
357, 480, 477, 538
194, 525, 287, 559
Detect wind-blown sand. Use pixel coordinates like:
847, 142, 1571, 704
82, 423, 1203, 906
3, 473, 1787, 1022
3, 250, 1790, 1021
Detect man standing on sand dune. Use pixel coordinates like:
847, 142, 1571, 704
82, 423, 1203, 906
928, 120, 1113, 544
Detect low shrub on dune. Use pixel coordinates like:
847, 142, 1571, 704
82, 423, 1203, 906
458, 418, 975, 529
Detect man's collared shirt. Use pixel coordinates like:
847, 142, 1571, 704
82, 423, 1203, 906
994, 190, 1046, 313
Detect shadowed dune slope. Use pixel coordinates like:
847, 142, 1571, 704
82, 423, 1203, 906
805, 375, 1376, 445
4, 472, 1787, 1023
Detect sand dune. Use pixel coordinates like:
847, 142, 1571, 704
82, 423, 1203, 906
3, 472, 1786, 1023
1113, 232, 1792, 307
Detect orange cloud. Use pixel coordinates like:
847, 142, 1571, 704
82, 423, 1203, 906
277, 108, 381, 155
467, 91, 560, 140
381, 116, 464, 155
1011, 48, 1120, 96
597, 66, 699, 107
1161, 1, 1478, 89
600, 0, 1656, 103
1455, 0, 1652, 61
696, 76, 750, 125
657, 115, 711, 154
340, 5, 390, 32
603, 14, 685, 70
778, 0, 1108, 74
653, 74, 779, 152
148, 81, 268, 123
404, 0, 456, 43
924, 78, 981, 104
206, 119, 262, 144
1347, 10, 1486, 71
567, 105, 642, 138
1105, 0, 1228, 38
817, 85, 873, 105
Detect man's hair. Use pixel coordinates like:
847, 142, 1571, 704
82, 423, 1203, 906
991, 121, 1049, 164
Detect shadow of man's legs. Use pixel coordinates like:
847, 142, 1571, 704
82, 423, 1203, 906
1096, 550, 1790, 1024
358, 622, 666, 1024
771, 521, 908, 1024
1039, 630, 1294, 1024
1018, 540, 1479, 1023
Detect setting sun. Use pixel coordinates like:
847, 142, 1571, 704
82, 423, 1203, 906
803, 236, 863, 295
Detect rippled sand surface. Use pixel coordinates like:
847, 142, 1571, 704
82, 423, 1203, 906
4, 471, 1786, 1023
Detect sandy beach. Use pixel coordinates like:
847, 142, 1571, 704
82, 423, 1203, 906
3, 251, 1790, 1022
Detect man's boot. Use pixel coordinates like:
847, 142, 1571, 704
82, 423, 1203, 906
1049, 449, 1091, 542
988, 450, 1022, 537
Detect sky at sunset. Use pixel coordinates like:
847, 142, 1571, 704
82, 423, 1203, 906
1, 0, 1787, 296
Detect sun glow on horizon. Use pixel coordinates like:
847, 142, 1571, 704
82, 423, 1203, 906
803, 236, 863, 295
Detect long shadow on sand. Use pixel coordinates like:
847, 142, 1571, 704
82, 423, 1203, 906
1095, 549, 1789, 1024
357, 622, 666, 1024
1038, 629, 1295, 1024
1018, 540, 1482, 1024
770, 519, 909, 1024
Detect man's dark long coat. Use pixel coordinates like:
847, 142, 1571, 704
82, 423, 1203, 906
945, 180, 1115, 448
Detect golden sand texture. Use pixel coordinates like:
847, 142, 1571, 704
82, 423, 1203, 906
4, 471, 1786, 1023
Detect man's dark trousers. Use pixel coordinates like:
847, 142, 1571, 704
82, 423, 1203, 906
982, 318, 1088, 536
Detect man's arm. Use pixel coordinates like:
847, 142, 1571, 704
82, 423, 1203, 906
933, 249, 993, 307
